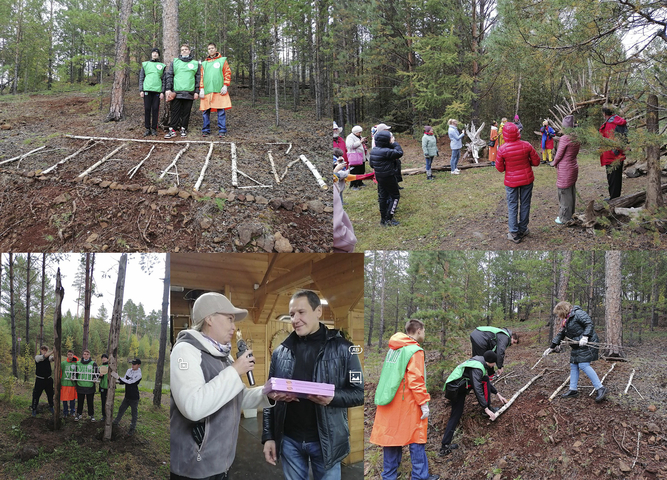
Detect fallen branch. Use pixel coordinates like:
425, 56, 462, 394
492, 368, 546, 420
631, 384, 645, 400
43, 140, 97, 174
159, 143, 190, 180
285, 144, 293, 155
231, 143, 238, 187
549, 375, 571, 401
65, 134, 230, 145
237, 169, 272, 188
300, 155, 327, 190
0, 145, 46, 167
78, 144, 127, 178
612, 427, 632, 454
401, 162, 492, 176
268, 151, 280, 184
624, 369, 635, 394
128, 144, 156, 179
194, 143, 214, 191
632, 432, 641, 469
280, 158, 301, 181
531, 356, 544, 370
590, 362, 616, 396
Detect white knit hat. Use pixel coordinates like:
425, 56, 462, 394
351, 125, 363, 134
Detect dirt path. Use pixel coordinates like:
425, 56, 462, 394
0, 89, 331, 252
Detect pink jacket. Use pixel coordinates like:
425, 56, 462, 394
551, 134, 580, 189
333, 183, 356, 252
495, 122, 540, 187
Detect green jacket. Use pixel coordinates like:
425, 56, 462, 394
374, 343, 423, 406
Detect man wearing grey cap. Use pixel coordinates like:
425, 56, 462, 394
170, 292, 290, 480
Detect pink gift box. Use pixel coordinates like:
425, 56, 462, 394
263, 377, 335, 397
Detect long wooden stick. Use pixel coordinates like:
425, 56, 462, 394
624, 369, 635, 394
285, 144, 292, 155
231, 143, 238, 187
0, 146, 46, 166
65, 134, 230, 145
492, 368, 546, 420
43, 140, 95, 174
531, 356, 544, 370
281, 158, 300, 180
128, 144, 156, 179
589, 362, 616, 396
159, 143, 189, 179
194, 143, 214, 191
300, 155, 327, 189
632, 432, 641, 468
268, 151, 280, 184
237, 169, 271, 187
77, 143, 126, 178
549, 375, 571, 401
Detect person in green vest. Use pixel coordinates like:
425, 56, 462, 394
74, 349, 98, 422
439, 351, 507, 456
369, 319, 440, 480
98, 353, 109, 422
470, 326, 519, 376
164, 44, 201, 138
139, 48, 166, 137
199, 42, 232, 137
60, 350, 78, 418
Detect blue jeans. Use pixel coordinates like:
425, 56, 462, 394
382, 444, 429, 480
425, 156, 433, 172
570, 362, 602, 391
202, 108, 227, 134
505, 182, 534, 234
281, 435, 340, 480
450, 149, 461, 171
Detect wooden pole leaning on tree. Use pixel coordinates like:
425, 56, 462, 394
549, 375, 571, 401
104, 254, 128, 441
491, 368, 547, 421
52, 269, 64, 431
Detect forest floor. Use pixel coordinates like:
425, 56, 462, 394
0, 87, 330, 252
345, 134, 667, 250
364, 324, 667, 480
0, 380, 169, 479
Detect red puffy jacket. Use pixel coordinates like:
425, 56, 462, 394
599, 115, 627, 166
495, 122, 540, 187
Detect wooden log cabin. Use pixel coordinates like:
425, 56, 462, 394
170, 253, 365, 465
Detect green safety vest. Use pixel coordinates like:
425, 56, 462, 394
173, 58, 199, 92
76, 360, 97, 388
99, 364, 108, 389
476, 326, 508, 352
61, 360, 77, 387
444, 359, 486, 390
201, 57, 227, 94
374, 344, 424, 406
142, 61, 166, 92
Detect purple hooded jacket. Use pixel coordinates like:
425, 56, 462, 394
551, 115, 580, 189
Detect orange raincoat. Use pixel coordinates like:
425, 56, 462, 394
199, 53, 232, 111
369, 332, 431, 446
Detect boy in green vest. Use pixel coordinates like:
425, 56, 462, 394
164, 44, 201, 138
139, 48, 166, 137
199, 42, 232, 137
60, 350, 78, 418
99, 353, 109, 421
439, 351, 507, 456
470, 326, 519, 376
74, 349, 98, 422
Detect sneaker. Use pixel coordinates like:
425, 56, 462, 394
451, 170, 460, 175
143, 129, 151, 137
32, 410, 37, 417
218, 132, 226, 137
426, 175, 433, 181
490, 162, 495, 166
350, 187, 360, 191
595, 386, 607, 403
74, 415, 80, 421
507, 232, 521, 244
164, 128, 177, 139
488, 406, 499, 413
561, 390, 579, 398
427, 476, 441, 480
438, 443, 459, 456
398, 186, 404, 190
91, 417, 96, 422
519, 228, 530, 238
112, 420, 119, 426
555, 217, 563, 225
386, 219, 400, 226
454, 168, 461, 173
151, 129, 158, 136
180, 127, 187, 137
49, 406, 54, 414
127, 428, 136, 436
202, 131, 210, 137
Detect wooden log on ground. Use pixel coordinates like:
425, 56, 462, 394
402, 162, 493, 176
605, 184, 667, 209
194, 143, 214, 191
65, 134, 230, 145
0, 146, 46, 166
300, 155, 327, 189
237, 169, 272, 188
78, 143, 127, 178
624, 369, 635, 394
589, 362, 616, 396
231, 143, 238, 187
159, 143, 190, 180
549, 375, 571, 401
128, 144, 156, 179
268, 151, 280, 184
492, 368, 546, 420
43, 140, 96, 175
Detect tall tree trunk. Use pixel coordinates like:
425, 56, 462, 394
82, 253, 94, 350
514, 73, 522, 117
549, 253, 557, 341
604, 251, 623, 357
273, 17, 280, 127
587, 251, 595, 321
160, 0, 179, 128
645, 94, 664, 211
10, 253, 17, 378
650, 259, 658, 331
24, 253, 31, 381
12, 0, 23, 95
106, 0, 134, 122
367, 252, 377, 347
47, 0, 54, 90
378, 252, 387, 352
52, 269, 64, 430
557, 251, 572, 301
104, 254, 128, 440
153, 253, 170, 406
38, 253, 46, 353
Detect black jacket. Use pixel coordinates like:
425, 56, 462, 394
164, 55, 201, 100
551, 306, 599, 364
470, 328, 511, 370
262, 325, 364, 470
463, 355, 497, 408
369, 131, 403, 178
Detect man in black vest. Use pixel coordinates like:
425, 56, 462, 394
32, 345, 55, 416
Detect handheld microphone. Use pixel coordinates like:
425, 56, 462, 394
236, 331, 255, 386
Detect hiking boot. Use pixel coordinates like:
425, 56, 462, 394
386, 219, 400, 226
32, 410, 37, 417
595, 386, 607, 403
180, 127, 187, 137
426, 175, 434, 180
49, 406, 54, 414
507, 232, 521, 244
561, 390, 579, 398
143, 129, 151, 137
519, 228, 530, 238
127, 428, 136, 436
439, 443, 459, 456
164, 128, 177, 138
151, 129, 158, 136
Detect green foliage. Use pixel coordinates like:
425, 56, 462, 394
1, 375, 17, 402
